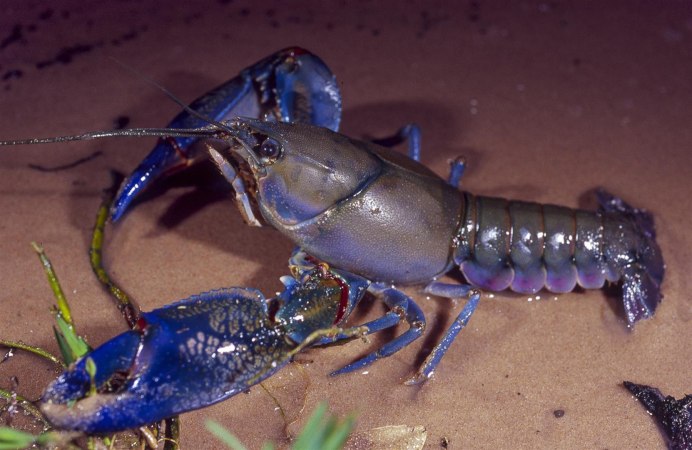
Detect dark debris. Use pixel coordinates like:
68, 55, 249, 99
2, 69, 23, 81
624, 381, 692, 450
0, 24, 25, 50
38, 9, 54, 21
28, 150, 103, 172
113, 115, 131, 130
35, 43, 95, 69
1, 349, 14, 365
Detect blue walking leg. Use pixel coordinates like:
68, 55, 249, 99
406, 283, 481, 384
371, 124, 467, 189
423, 281, 473, 299
312, 309, 403, 346
447, 156, 466, 189
370, 123, 422, 161
330, 283, 426, 376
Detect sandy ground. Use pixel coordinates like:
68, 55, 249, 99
0, 1, 690, 448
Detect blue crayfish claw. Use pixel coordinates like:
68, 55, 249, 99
39, 256, 370, 434
110, 47, 342, 221
40, 288, 293, 434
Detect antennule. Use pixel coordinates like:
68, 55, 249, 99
108, 57, 232, 133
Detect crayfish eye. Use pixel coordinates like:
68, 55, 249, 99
258, 137, 282, 162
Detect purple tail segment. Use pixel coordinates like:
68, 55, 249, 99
453, 189, 664, 326
597, 189, 665, 325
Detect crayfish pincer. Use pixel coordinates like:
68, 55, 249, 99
40, 253, 374, 433
107, 46, 342, 222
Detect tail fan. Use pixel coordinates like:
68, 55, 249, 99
597, 189, 665, 325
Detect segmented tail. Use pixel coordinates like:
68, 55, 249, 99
597, 189, 665, 325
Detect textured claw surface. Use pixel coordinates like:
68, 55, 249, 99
41, 288, 293, 433
40, 255, 371, 434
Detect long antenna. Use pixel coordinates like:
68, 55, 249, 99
0, 127, 223, 146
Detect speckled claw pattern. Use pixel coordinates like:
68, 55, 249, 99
624, 381, 692, 450
110, 46, 341, 221
40, 255, 369, 434
41, 287, 291, 434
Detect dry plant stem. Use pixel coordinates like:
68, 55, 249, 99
284, 363, 312, 437
89, 192, 140, 329
31, 242, 74, 327
0, 340, 64, 369
0, 388, 49, 425
163, 416, 181, 450
260, 382, 289, 428
89, 185, 181, 446
138, 426, 158, 449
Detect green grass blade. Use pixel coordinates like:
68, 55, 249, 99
321, 415, 355, 450
53, 326, 74, 365
205, 420, 249, 450
31, 242, 72, 326
55, 316, 89, 362
31, 240, 91, 366
292, 402, 328, 450
0, 339, 63, 368
0, 388, 49, 426
204, 403, 353, 450
85, 357, 97, 396
0, 427, 39, 449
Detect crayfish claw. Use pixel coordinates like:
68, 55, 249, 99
42, 331, 140, 406
41, 288, 293, 433
111, 47, 341, 221
40, 254, 374, 434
